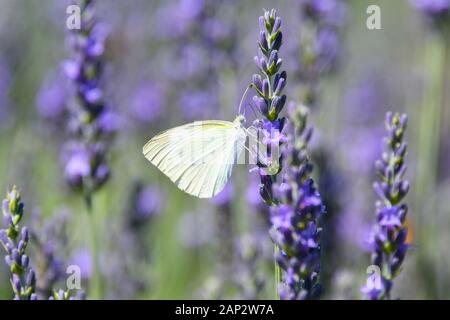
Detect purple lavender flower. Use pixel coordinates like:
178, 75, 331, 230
252, 9, 287, 206
211, 183, 233, 207
410, 0, 450, 31
130, 82, 166, 125
70, 249, 92, 281
0, 187, 37, 300
31, 209, 71, 299
271, 104, 326, 300
136, 186, 164, 218
155, 0, 205, 39
36, 71, 68, 121
299, 0, 347, 27
246, 174, 265, 210
293, 0, 347, 106
62, 141, 110, 192
0, 61, 12, 129
412, 0, 450, 12
61, 1, 117, 299
157, 0, 238, 121
62, 0, 118, 195
362, 112, 410, 300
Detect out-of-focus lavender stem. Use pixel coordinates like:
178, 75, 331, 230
85, 196, 102, 299
415, 33, 448, 298
274, 245, 281, 299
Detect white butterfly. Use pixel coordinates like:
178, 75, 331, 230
143, 115, 249, 198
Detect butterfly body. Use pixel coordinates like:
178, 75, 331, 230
143, 115, 247, 198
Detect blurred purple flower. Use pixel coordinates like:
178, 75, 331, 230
63, 146, 91, 187
130, 83, 165, 124
203, 18, 234, 44
314, 28, 339, 72
299, 0, 348, 27
62, 0, 117, 195
0, 61, 12, 128
156, 0, 205, 39
343, 76, 389, 123
410, 0, 450, 30
411, 0, 450, 13
361, 279, 386, 300
179, 90, 218, 120
211, 183, 233, 206
337, 203, 373, 251
293, 0, 347, 106
177, 44, 209, 80
341, 75, 389, 173
70, 249, 92, 280
31, 209, 71, 299
97, 108, 122, 134
36, 71, 67, 121
136, 186, 164, 219
157, 0, 237, 122
246, 174, 264, 208
231, 233, 269, 299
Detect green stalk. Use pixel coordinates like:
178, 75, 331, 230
85, 193, 102, 299
274, 245, 282, 299
414, 33, 448, 299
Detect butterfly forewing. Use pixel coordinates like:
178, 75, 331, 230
143, 120, 246, 198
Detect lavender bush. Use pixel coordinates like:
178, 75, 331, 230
362, 113, 410, 300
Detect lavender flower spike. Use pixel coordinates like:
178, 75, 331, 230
362, 112, 410, 300
251, 10, 325, 299
252, 9, 287, 205
271, 104, 325, 300
63, 0, 118, 195
0, 187, 37, 300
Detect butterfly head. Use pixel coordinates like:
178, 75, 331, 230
234, 115, 246, 128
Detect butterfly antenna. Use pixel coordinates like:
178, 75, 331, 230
238, 84, 253, 115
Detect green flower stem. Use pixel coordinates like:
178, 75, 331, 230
85, 194, 102, 299
274, 244, 282, 299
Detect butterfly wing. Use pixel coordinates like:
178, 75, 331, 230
143, 120, 246, 198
